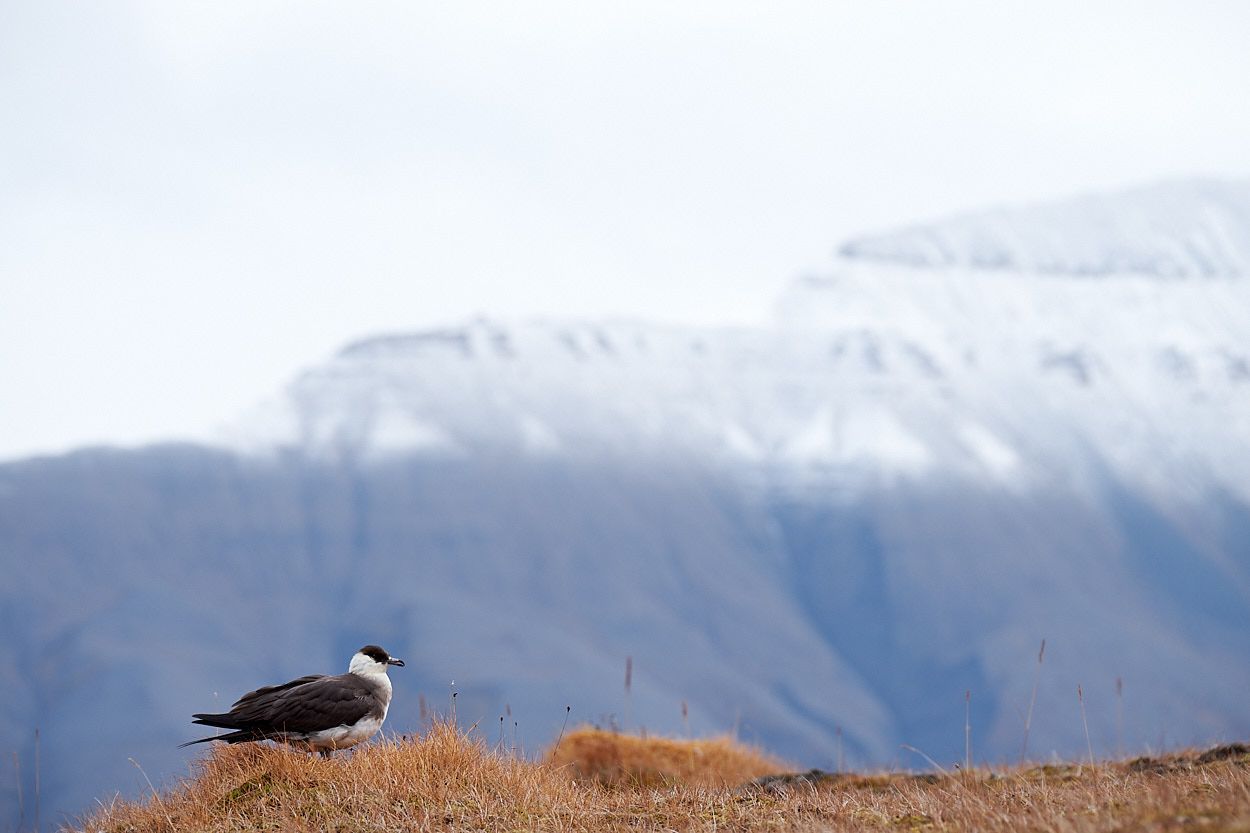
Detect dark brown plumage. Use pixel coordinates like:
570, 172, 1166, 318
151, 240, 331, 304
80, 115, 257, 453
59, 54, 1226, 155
181, 645, 404, 755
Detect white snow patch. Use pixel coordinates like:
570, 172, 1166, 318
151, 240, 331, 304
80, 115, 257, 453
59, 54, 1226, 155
838, 408, 932, 474
959, 423, 1020, 477
780, 406, 931, 475
519, 414, 561, 454
782, 406, 837, 463
367, 410, 455, 455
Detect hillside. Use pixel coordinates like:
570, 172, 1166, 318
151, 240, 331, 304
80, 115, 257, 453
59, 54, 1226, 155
3, 178, 1250, 825
78, 725, 1250, 833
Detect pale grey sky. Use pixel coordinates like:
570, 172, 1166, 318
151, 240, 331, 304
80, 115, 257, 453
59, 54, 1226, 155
3, 1, 1249, 460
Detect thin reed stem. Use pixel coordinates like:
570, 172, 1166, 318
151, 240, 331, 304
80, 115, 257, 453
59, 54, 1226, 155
1116, 676, 1124, 758
552, 705, 572, 757
900, 744, 951, 777
624, 657, 633, 732
965, 690, 972, 771
1021, 639, 1046, 763
130, 757, 174, 830
1079, 684, 1095, 767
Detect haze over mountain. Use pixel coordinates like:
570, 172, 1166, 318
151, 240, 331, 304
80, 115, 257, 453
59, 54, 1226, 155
3, 178, 1249, 825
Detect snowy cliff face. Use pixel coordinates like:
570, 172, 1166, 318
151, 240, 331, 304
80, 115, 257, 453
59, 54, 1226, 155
213, 177, 1250, 765
227, 181, 1250, 495
4, 179, 1250, 824
776, 263, 1250, 502
837, 178, 1250, 278
238, 262, 1250, 508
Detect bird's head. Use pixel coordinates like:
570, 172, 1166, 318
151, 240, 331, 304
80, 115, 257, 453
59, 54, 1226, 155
350, 644, 405, 676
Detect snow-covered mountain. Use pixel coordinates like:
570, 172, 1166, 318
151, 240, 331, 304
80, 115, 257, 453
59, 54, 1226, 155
236, 183, 1250, 503
3, 178, 1249, 825
838, 178, 1250, 278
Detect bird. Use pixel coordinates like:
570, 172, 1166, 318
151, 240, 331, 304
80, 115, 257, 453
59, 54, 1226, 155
180, 644, 405, 756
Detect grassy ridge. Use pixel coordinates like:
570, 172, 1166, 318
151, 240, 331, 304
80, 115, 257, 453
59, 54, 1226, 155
80, 725, 1250, 832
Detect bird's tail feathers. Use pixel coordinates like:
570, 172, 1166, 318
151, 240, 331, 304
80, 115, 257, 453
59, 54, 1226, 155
190, 712, 243, 730
178, 729, 258, 748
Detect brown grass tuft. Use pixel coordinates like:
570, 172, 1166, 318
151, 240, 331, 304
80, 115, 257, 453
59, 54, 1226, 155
546, 727, 784, 787
82, 723, 585, 833
74, 724, 1250, 833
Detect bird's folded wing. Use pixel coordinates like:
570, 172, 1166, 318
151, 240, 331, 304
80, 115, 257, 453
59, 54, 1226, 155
231, 674, 325, 709
235, 675, 376, 733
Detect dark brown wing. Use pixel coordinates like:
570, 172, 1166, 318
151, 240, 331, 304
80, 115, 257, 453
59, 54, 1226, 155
231, 674, 325, 708
215, 673, 379, 735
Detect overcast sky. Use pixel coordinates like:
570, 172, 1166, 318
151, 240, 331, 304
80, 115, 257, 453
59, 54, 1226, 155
2, 1, 1249, 460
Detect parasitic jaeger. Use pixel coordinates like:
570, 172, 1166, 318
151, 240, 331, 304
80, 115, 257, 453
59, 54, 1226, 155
181, 644, 405, 756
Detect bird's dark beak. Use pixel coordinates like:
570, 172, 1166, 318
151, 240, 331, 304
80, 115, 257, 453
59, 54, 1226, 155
388, 657, 405, 667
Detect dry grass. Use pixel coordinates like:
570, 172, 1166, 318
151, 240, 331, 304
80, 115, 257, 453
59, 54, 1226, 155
84, 723, 584, 833
76, 725, 1250, 833
547, 727, 784, 787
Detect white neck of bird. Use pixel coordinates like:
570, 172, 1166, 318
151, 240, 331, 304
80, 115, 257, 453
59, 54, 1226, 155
348, 652, 390, 678
348, 652, 393, 706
